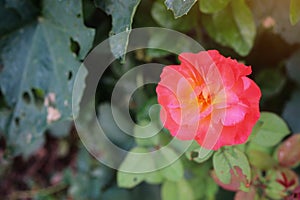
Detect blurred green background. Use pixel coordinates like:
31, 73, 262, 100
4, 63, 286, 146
0, 0, 300, 199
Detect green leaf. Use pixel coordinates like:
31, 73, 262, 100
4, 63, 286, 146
185, 145, 214, 163
246, 142, 273, 156
94, 0, 141, 60
252, 112, 290, 147
155, 147, 184, 181
151, 1, 196, 32
202, 176, 219, 200
213, 147, 251, 191
290, 0, 300, 25
117, 147, 150, 188
159, 159, 183, 182
184, 161, 218, 199
0, 0, 94, 156
117, 171, 145, 189
146, 28, 198, 59
247, 150, 277, 170
199, 0, 231, 14
164, 0, 197, 18
247, 120, 263, 142
282, 90, 300, 133
119, 146, 155, 172
202, 0, 256, 56
161, 180, 194, 200
134, 120, 161, 147
144, 171, 164, 184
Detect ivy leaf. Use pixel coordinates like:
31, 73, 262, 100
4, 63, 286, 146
164, 0, 197, 18
290, 0, 300, 25
161, 180, 194, 200
0, 0, 94, 156
199, 0, 231, 14
94, 0, 141, 60
252, 112, 290, 147
213, 147, 251, 192
202, 0, 256, 56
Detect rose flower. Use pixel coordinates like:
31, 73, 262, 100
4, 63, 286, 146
156, 50, 261, 150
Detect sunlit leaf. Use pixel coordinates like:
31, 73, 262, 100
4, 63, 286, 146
290, 0, 300, 25
202, 0, 256, 56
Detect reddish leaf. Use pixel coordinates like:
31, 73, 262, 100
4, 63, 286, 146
211, 166, 250, 192
234, 186, 257, 200
277, 134, 300, 167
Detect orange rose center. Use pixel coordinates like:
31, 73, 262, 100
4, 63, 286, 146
198, 92, 211, 110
